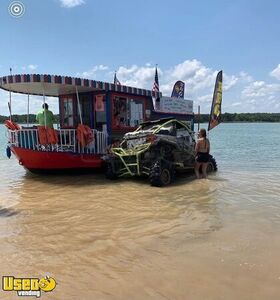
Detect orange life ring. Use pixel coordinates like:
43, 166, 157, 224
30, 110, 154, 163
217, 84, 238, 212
77, 124, 94, 147
46, 128, 58, 144
38, 126, 48, 145
4, 120, 21, 130
38, 126, 58, 145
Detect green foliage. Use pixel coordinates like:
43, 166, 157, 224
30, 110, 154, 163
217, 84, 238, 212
194, 113, 280, 123
0, 114, 59, 124
1, 113, 280, 125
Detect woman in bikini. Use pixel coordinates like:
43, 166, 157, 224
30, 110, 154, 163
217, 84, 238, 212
195, 128, 210, 179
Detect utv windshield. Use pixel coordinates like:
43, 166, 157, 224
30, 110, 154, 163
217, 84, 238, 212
137, 121, 175, 135
137, 124, 161, 132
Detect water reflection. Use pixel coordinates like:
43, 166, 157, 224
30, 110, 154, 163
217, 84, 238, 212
1, 158, 280, 299
1, 124, 280, 298
1, 168, 223, 272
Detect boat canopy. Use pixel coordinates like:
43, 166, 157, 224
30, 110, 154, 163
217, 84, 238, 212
0, 74, 162, 98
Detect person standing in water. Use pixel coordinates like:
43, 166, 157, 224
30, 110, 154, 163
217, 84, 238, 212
195, 128, 210, 179
36, 103, 55, 128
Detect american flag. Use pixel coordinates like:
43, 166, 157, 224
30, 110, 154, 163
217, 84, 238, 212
152, 66, 159, 92
114, 72, 121, 85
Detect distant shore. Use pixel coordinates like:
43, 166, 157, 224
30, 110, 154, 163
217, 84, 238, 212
1, 113, 280, 124
194, 113, 280, 123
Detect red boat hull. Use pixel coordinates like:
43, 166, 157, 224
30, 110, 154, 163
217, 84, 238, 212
11, 147, 104, 172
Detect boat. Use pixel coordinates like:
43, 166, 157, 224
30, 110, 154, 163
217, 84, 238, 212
0, 73, 194, 173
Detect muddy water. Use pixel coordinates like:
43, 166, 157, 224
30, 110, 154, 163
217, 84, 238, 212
0, 123, 280, 299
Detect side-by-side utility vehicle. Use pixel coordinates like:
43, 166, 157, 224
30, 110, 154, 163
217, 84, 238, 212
103, 118, 217, 186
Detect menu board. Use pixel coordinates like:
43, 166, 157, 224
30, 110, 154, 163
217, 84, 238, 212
130, 101, 143, 127
155, 96, 193, 114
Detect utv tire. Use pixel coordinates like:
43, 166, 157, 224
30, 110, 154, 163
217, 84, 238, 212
207, 156, 218, 173
159, 144, 174, 160
149, 160, 174, 187
105, 163, 118, 180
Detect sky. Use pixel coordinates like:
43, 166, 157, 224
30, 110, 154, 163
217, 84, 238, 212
0, 0, 280, 114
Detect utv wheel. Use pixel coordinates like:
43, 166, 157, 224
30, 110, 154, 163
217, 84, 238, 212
105, 163, 118, 180
207, 156, 218, 173
149, 161, 174, 187
160, 145, 173, 160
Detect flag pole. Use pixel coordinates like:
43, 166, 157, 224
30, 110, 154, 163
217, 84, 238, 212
76, 86, 83, 125
197, 105, 200, 132
9, 67, 12, 121
43, 89, 47, 128
27, 94, 30, 126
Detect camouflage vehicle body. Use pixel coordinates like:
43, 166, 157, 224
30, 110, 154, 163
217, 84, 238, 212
103, 118, 217, 186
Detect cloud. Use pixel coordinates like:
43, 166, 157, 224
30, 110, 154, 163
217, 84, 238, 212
21, 64, 38, 71
59, 0, 85, 8
115, 60, 218, 97
76, 60, 237, 102
167, 59, 217, 94
158, 60, 238, 99
241, 81, 280, 98
237, 80, 280, 112
197, 94, 213, 103
117, 65, 155, 88
28, 64, 38, 71
2, 59, 280, 115
112, 60, 245, 112
69, 59, 280, 113
171, 59, 205, 79
270, 64, 280, 80
231, 102, 242, 107
239, 71, 253, 83
76, 65, 108, 78
0, 89, 58, 116
223, 74, 238, 91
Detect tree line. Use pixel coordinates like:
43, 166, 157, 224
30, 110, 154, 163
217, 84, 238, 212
0, 114, 59, 123
1, 113, 280, 124
194, 113, 280, 123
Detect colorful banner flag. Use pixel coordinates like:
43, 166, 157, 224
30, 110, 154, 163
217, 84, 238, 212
171, 80, 185, 98
152, 66, 159, 92
208, 70, 223, 131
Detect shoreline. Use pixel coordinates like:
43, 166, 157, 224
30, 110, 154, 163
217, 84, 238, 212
1, 114, 280, 124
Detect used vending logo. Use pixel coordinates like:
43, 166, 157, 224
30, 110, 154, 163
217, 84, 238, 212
2, 276, 56, 298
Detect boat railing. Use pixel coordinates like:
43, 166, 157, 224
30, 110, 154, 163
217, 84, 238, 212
6, 127, 109, 155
